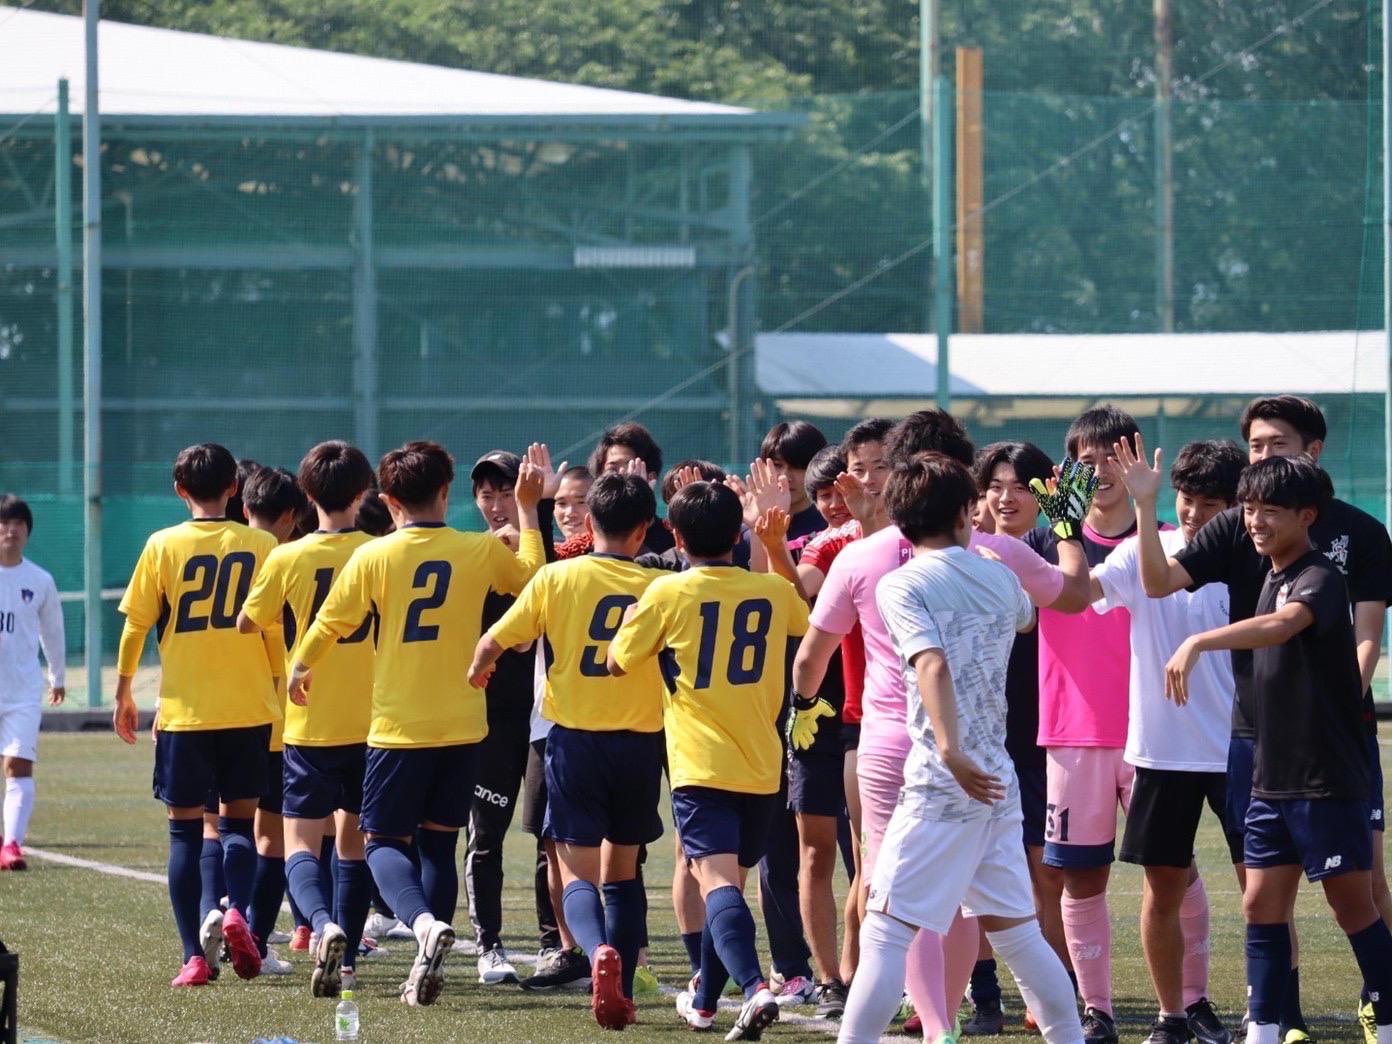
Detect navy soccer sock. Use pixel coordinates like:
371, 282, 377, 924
972, 957, 1002, 1005
320, 833, 336, 911
1281, 966, 1308, 1034
604, 879, 647, 999
416, 827, 459, 922
682, 931, 704, 975
706, 885, 765, 1001
694, 920, 732, 1012
366, 837, 431, 928
562, 880, 607, 958
1348, 919, 1392, 1025
336, 857, 373, 972
285, 850, 333, 937
250, 854, 287, 956
168, 819, 205, 962
217, 816, 257, 916
1247, 923, 1292, 1027
198, 836, 224, 919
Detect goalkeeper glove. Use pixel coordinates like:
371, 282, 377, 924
786, 691, 836, 751
1028, 458, 1099, 542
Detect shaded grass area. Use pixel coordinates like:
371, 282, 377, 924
5, 734, 1387, 1042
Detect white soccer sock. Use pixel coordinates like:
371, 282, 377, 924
1245, 1023, 1280, 1044
3, 776, 34, 846
838, 912, 917, 1044
988, 922, 1084, 1044
1379, 1025, 1392, 1044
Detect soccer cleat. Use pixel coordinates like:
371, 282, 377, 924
266, 929, 291, 945
903, 1013, 924, 1036
1359, 1002, 1377, 1044
357, 935, 389, 960
363, 912, 409, 939
400, 920, 455, 1007
814, 979, 849, 1020
261, 947, 294, 976
726, 986, 780, 1041
170, 955, 212, 987
1082, 1006, 1120, 1044
0, 841, 27, 871
962, 998, 1006, 1036
340, 966, 356, 993
220, 907, 262, 981
521, 947, 591, 991
591, 943, 629, 1031
1146, 1016, 1195, 1044
677, 988, 717, 1032
773, 975, 816, 1007
1187, 999, 1233, 1044
632, 963, 661, 996
311, 922, 348, 998
477, 946, 519, 985
289, 924, 312, 951
1025, 1009, 1040, 1033
199, 909, 224, 982
1281, 1030, 1314, 1044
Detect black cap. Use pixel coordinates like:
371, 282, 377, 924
471, 451, 521, 487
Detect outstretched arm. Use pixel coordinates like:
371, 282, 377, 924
1114, 434, 1193, 597
1164, 601, 1313, 704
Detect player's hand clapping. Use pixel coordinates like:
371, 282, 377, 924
526, 442, 568, 500
754, 506, 790, 548
515, 460, 545, 509
834, 471, 876, 525
1112, 433, 1164, 507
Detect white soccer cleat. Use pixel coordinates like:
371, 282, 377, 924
727, 986, 781, 1041
774, 974, 816, 1007
198, 909, 224, 982
311, 922, 348, 998
476, 946, 519, 985
401, 921, 455, 1007
677, 987, 717, 1032
364, 912, 416, 940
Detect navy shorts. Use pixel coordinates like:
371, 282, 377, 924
203, 790, 218, 815
1224, 735, 1254, 842
283, 743, 367, 820
153, 724, 271, 809
787, 750, 845, 818
258, 749, 285, 815
1367, 731, 1385, 833
842, 723, 861, 753
544, 725, 664, 847
671, 786, 779, 867
1017, 761, 1047, 849
1244, 796, 1373, 881
360, 743, 478, 838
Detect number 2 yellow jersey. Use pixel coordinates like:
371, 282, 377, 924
609, 563, 810, 795
489, 553, 665, 734
242, 530, 375, 747
117, 519, 279, 732
297, 523, 544, 748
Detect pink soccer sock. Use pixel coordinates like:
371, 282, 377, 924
1061, 891, 1112, 1015
904, 927, 953, 1038
1179, 875, 1211, 1009
944, 911, 979, 1025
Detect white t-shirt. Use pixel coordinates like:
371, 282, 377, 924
530, 639, 554, 744
0, 558, 66, 703
1092, 528, 1232, 772
876, 545, 1034, 823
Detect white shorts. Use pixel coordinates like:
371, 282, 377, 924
866, 805, 1036, 935
0, 701, 41, 761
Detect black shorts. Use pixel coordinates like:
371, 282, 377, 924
841, 723, 861, 753
1017, 761, 1047, 849
521, 737, 548, 838
787, 750, 845, 818
360, 743, 478, 837
283, 742, 367, 819
258, 749, 285, 815
153, 724, 271, 809
1119, 766, 1239, 868
1367, 731, 1385, 833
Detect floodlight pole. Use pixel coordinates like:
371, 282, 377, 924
921, 0, 952, 409
55, 80, 73, 496
81, 2, 103, 708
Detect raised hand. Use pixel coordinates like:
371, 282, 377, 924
755, 506, 791, 547
1029, 458, 1098, 542
526, 442, 568, 500
669, 464, 705, 495
834, 471, 876, 524
725, 475, 761, 529
515, 460, 545, 510
622, 457, 650, 485
747, 458, 791, 518
1112, 433, 1164, 506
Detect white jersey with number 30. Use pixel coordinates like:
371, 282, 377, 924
0, 558, 65, 704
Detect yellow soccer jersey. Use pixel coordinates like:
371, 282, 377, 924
264, 630, 288, 751
242, 530, 375, 747
610, 563, 810, 795
490, 553, 664, 733
297, 523, 543, 748
118, 520, 280, 731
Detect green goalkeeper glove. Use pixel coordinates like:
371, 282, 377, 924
786, 691, 836, 751
1028, 458, 1099, 542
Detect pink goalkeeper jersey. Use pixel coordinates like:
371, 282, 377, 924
810, 525, 1066, 760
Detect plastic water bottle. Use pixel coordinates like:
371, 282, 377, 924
335, 990, 360, 1041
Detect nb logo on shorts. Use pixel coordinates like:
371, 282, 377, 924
1324, 855, 1343, 870
1373, 809, 1384, 822
474, 786, 510, 808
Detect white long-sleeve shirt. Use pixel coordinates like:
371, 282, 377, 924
0, 558, 66, 702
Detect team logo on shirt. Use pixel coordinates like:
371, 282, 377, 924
19, 589, 32, 603
1274, 582, 1291, 610
1323, 534, 1349, 573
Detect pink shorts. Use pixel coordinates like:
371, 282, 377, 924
1043, 746, 1133, 869
857, 749, 905, 883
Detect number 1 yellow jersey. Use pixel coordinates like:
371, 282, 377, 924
117, 519, 280, 732
609, 563, 810, 795
297, 523, 544, 748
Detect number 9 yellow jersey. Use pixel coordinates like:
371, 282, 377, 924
118, 519, 280, 731
296, 523, 544, 748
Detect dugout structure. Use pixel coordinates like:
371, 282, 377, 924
0, 7, 801, 662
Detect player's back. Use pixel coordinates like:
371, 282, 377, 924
120, 519, 279, 730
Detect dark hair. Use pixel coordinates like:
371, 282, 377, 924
666, 481, 744, 558
559, 465, 594, 485
0, 494, 34, 534
804, 446, 847, 498
378, 440, 455, 510
1236, 455, 1329, 518
660, 459, 726, 505
586, 473, 657, 538
589, 422, 663, 477
884, 454, 980, 543
224, 458, 261, 522
173, 444, 239, 504
1171, 440, 1245, 502
1239, 396, 1327, 447
355, 489, 394, 536
972, 441, 1054, 492
1065, 404, 1139, 459
840, 418, 895, 456
884, 409, 974, 468
299, 440, 375, 514
242, 466, 307, 524
760, 420, 828, 470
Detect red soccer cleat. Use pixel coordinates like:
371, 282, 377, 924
591, 944, 629, 1030
220, 907, 263, 980
903, 1012, 924, 1036
290, 924, 312, 951
171, 955, 212, 987
0, 841, 27, 871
